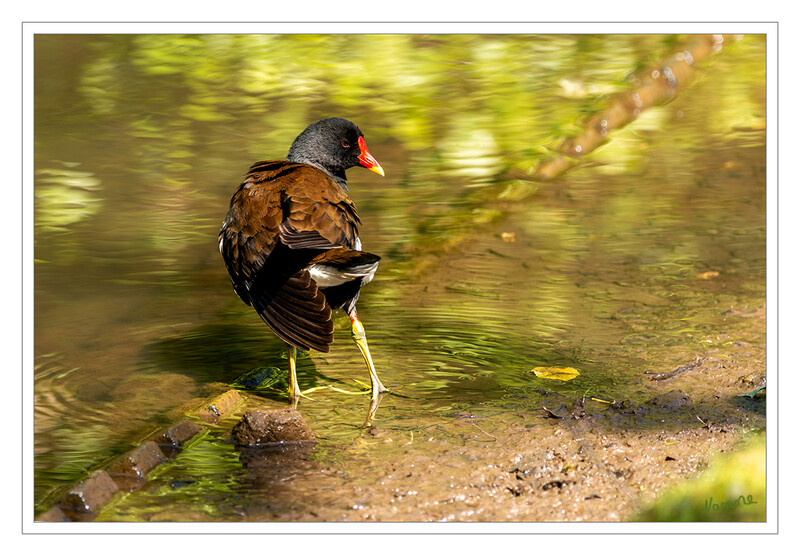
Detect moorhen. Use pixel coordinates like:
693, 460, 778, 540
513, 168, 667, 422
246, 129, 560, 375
219, 117, 387, 406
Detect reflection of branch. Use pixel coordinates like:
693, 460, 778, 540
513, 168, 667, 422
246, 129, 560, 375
534, 35, 738, 181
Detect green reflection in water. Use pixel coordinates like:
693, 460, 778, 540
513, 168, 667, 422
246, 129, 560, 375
96, 430, 245, 522
35, 165, 102, 231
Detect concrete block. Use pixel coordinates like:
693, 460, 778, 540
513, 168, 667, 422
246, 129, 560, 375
106, 441, 166, 492
60, 470, 119, 513
194, 390, 243, 423
148, 419, 203, 458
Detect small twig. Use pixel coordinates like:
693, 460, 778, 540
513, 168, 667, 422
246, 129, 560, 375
471, 422, 497, 441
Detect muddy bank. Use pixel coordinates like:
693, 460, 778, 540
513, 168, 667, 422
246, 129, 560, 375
236, 338, 765, 522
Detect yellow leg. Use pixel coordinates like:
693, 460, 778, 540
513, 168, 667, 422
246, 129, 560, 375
351, 314, 387, 402
287, 344, 300, 408
364, 394, 384, 427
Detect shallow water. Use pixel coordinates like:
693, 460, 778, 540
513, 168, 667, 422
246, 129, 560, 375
33, 34, 766, 516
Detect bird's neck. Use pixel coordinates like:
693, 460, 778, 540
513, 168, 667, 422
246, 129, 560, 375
328, 167, 349, 191
287, 156, 349, 191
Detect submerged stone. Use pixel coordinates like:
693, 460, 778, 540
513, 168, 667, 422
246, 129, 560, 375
36, 506, 69, 522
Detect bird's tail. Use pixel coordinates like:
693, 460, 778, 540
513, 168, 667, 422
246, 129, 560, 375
249, 269, 334, 352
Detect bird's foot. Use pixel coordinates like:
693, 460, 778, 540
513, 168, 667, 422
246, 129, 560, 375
364, 392, 384, 427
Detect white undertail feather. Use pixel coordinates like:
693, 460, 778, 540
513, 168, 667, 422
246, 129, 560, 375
309, 262, 378, 288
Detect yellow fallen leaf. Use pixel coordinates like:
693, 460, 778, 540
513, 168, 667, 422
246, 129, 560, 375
532, 366, 580, 381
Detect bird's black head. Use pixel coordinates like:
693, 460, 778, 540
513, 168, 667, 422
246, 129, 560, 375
286, 117, 384, 185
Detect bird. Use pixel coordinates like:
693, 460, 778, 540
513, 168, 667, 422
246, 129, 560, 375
218, 117, 387, 408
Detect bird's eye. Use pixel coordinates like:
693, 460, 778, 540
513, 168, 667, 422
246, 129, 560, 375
341, 140, 350, 148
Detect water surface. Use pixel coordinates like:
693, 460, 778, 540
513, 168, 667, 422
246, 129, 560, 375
33, 34, 766, 514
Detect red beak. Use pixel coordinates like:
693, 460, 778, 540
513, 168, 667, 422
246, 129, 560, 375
357, 136, 385, 176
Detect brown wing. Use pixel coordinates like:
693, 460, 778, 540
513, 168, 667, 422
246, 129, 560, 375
219, 161, 284, 302
278, 166, 361, 251
218, 160, 361, 351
